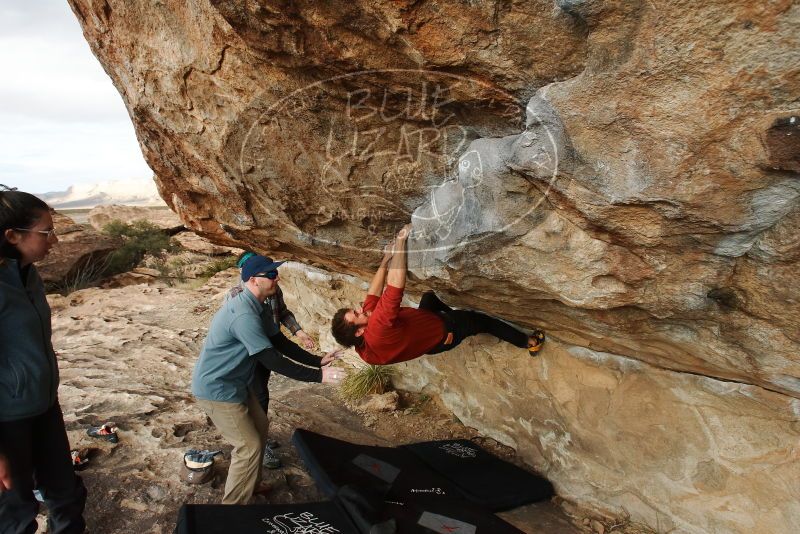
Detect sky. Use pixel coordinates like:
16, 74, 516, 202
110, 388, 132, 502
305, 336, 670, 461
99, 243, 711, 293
0, 1, 152, 194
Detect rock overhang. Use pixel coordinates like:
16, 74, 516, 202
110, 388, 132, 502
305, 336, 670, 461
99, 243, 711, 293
66, 0, 799, 394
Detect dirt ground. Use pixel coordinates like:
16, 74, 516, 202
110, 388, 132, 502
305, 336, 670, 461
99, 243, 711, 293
36, 266, 642, 534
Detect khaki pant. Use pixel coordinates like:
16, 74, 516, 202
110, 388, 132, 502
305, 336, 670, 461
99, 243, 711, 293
197, 392, 269, 504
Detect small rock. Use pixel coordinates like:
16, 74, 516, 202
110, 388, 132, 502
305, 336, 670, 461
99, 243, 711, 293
146, 485, 167, 502
133, 267, 162, 277
171, 232, 242, 256
356, 391, 400, 413
591, 519, 605, 534
102, 271, 160, 289
121, 498, 149, 512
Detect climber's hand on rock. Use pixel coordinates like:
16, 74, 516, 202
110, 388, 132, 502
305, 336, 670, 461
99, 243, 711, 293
396, 224, 413, 242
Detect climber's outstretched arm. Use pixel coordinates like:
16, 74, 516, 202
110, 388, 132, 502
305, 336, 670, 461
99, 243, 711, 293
386, 224, 412, 290
366, 243, 395, 297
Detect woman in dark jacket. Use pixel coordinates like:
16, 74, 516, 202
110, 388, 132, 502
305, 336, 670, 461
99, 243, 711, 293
0, 186, 86, 533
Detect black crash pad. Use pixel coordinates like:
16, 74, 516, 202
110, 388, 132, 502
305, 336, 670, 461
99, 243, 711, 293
291, 428, 463, 506
403, 439, 554, 511
338, 485, 526, 534
292, 429, 553, 512
174, 501, 359, 534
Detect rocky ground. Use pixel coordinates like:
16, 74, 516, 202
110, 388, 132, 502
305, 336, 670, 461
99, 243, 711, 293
36, 267, 606, 534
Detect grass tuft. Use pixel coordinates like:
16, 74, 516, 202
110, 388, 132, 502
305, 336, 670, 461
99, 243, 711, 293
199, 256, 238, 278
339, 364, 395, 402
51, 255, 111, 295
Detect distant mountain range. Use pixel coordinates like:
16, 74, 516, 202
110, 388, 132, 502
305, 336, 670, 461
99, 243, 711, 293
37, 180, 166, 209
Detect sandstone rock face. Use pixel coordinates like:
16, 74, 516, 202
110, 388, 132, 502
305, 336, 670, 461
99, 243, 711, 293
279, 262, 800, 532
87, 205, 183, 232
69, 1, 799, 531
37, 212, 121, 289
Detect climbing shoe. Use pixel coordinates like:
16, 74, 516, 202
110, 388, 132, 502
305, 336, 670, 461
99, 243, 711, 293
528, 330, 546, 355
262, 445, 282, 469
71, 449, 92, 471
87, 422, 119, 443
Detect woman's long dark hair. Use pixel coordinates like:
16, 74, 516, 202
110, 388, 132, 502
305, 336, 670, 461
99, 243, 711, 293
0, 184, 50, 261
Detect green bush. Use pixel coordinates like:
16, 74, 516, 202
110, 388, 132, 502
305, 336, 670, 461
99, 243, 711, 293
102, 219, 176, 275
339, 364, 395, 402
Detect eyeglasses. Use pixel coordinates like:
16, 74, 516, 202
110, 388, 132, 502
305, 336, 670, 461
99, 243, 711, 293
253, 270, 279, 280
14, 228, 57, 239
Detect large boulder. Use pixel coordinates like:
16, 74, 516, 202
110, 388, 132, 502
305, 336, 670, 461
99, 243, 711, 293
68, 1, 800, 531
88, 204, 184, 233
67, 0, 800, 395
37, 212, 121, 290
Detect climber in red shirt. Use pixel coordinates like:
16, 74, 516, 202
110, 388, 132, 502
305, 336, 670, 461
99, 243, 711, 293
331, 224, 546, 365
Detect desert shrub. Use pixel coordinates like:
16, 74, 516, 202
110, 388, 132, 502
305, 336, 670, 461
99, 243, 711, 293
339, 364, 395, 402
166, 255, 192, 285
102, 219, 176, 274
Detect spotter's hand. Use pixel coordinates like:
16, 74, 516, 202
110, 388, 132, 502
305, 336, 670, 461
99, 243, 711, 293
321, 349, 344, 366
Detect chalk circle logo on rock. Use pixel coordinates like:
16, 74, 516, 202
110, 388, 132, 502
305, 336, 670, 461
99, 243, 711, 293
240, 69, 559, 254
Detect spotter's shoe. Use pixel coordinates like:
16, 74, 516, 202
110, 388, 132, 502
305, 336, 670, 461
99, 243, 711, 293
262, 445, 282, 469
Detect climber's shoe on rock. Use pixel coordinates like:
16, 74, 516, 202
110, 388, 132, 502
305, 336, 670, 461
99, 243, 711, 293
528, 330, 546, 356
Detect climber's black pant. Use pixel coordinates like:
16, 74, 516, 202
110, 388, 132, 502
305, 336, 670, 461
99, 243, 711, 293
418, 292, 529, 354
0, 402, 87, 534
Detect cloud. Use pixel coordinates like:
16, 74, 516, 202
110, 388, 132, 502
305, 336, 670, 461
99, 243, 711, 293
0, 2, 77, 41
0, 118, 152, 193
0, 0, 150, 193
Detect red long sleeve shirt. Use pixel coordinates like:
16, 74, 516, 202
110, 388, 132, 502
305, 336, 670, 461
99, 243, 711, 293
356, 285, 446, 365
